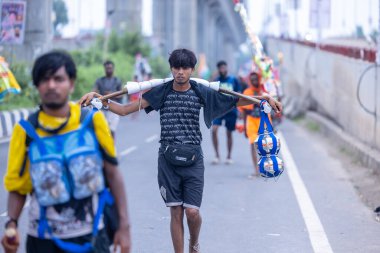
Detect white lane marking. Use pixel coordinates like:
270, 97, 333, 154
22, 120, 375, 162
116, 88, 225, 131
0, 137, 11, 144
278, 132, 334, 253
119, 146, 137, 156
145, 134, 158, 143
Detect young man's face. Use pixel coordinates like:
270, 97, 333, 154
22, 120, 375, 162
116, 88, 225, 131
250, 74, 260, 87
37, 66, 74, 109
171, 67, 194, 85
218, 65, 228, 77
104, 64, 114, 77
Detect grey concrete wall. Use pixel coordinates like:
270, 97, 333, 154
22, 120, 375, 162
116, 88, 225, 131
266, 38, 380, 150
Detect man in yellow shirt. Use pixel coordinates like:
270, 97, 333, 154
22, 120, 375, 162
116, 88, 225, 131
1, 51, 131, 253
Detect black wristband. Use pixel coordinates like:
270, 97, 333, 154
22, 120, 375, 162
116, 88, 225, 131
5, 218, 18, 228
103, 99, 111, 110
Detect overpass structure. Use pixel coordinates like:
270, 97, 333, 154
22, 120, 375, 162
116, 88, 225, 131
2, 0, 247, 71
152, 0, 246, 71
107, 0, 247, 72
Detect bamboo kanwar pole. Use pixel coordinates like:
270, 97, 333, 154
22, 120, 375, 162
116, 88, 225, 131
99, 86, 262, 105
218, 87, 261, 104
100, 88, 129, 101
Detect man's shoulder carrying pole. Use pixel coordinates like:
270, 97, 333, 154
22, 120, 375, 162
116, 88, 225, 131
91, 77, 263, 110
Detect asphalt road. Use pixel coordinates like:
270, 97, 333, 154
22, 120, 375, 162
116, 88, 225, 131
0, 111, 379, 253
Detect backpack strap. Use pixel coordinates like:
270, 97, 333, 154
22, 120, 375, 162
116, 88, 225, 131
38, 189, 114, 253
80, 108, 96, 129
18, 119, 47, 177
80, 107, 93, 124
19, 119, 46, 153
25, 110, 39, 145
78, 108, 96, 146
18, 110, 39, 177
19, 119, 40, 142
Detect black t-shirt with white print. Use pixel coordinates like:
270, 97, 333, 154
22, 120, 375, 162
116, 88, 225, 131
160, 88, 202, 145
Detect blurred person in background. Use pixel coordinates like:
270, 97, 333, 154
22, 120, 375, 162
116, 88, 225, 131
130, 53, 152, 119
238, 71, 265, 178
93, 60, 123, 138
211, 60, 242, 165
133, 52, 152, 83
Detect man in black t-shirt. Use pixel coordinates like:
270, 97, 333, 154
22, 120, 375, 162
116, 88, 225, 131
93, 60, 123, 137
79, 49, 282, 253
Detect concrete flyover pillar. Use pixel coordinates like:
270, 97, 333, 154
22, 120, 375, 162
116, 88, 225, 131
196, 0, 207, 54
1, 0, 53, 63
151, 0, 245, 72
172, 0, 197, 51
107, 0, 142, 33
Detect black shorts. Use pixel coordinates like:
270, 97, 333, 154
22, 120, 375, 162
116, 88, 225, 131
26, 229, 110, 253
212, 110, 238, 131
158, 145, 205, 209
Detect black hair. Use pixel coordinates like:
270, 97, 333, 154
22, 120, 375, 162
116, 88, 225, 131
216, 60, 227, 68
168, 49, 197, 69
103, 60, 114, 66
32, 50, 76, 87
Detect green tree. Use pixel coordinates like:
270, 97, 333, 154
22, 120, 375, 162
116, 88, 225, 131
119, 32, 151, 56
107, 31, 120, 53
53, 0, 69, 36
1, 30, 168, 110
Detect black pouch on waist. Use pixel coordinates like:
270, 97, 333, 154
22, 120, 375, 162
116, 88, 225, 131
163, 144, 200, 167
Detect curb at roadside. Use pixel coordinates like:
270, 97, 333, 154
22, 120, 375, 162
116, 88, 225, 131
306, 111, 380, 174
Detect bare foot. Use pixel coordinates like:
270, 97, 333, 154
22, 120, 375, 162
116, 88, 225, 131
248, 173, 260, 179
189, 242, 200, 253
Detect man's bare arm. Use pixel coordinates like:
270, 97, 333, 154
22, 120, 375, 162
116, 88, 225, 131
1, 192, 26, 252
7, 192, 26, 222
103, 161, 131, 252
107, 98, 150, 116
236, 95, 282, 113
78, 92, 150, 116
103, 161, 130, 229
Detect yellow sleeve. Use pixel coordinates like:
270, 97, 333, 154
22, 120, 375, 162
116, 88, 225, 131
3, 124, 32, 195
92, 111, 118, 164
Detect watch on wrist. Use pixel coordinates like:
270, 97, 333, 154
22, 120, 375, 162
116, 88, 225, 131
5, 218, 18, 228
102, 99, 111, 110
